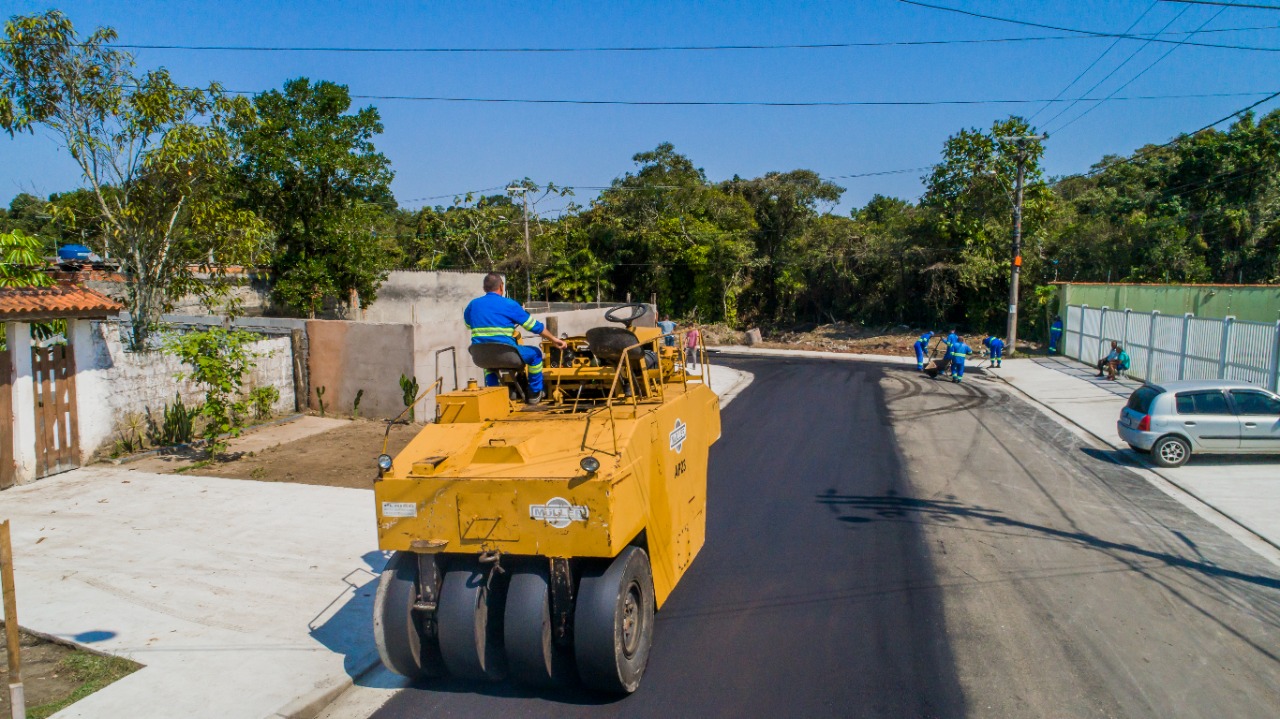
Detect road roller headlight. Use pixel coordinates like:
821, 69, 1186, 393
377, 454, 393, 472
580, 455, 601, 474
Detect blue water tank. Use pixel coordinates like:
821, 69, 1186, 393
58, 244, 93, 261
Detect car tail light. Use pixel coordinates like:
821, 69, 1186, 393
1137, 415, 1151, 432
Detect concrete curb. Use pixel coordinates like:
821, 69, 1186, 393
988, 368, 1280, 560
271, 650, 383, 719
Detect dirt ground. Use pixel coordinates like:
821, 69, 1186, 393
188, 419, 422, 489
0, 630, 139, 719
737, 321, 1044, 357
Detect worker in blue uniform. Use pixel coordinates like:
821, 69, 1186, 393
943, 328, 959, 362
464, 273, 568, 404
950, 338, 972, 383
1049, 315, 1063, 355
913, 330, 934, 371
984, 335, 1005, 368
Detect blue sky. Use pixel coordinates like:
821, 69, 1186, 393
3, 1, 1280, 215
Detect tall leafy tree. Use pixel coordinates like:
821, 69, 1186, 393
233, 78, 394, 317
0, 11, 268, 347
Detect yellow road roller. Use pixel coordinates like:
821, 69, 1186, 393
372, 304, 720, 693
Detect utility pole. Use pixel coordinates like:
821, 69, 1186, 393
998, 134, 1045, 356
506, 185, 532, 303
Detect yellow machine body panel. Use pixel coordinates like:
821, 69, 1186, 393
375, 379, 720, 607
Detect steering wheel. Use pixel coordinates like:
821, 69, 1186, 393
604, 303, 649, 328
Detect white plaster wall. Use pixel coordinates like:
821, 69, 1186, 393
76, 322, 296, 460
5, 322, 38, 484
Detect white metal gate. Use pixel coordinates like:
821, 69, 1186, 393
1064, 304, 1280, 391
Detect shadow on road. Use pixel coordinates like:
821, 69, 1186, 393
816, 489, 1280, 593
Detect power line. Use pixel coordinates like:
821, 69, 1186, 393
1028, 2, 1158, 123
1082, 89, 1280, 178
92, 25, 1280, 54
896, 0, 1280, 51
1160, 1, 1280, 8
1051, 6, 1229, 134
256, 89, 1271, 108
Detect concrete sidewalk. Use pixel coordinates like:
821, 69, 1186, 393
0, 469, 382, 719
996, 356, 1280, 557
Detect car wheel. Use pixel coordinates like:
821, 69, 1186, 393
1151, 435, 1191, 468
1127, 442, 1150, 454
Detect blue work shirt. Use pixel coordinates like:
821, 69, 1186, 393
988, 337, 1005, 352
952, 342, 972, 359
916, 331, 933, 346
464, 292, 544, 346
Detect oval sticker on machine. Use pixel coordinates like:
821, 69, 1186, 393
669, 418, 687, 453
530, 497, 589, 529
381, 502, 418, 518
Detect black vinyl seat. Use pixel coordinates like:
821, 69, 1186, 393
586, 327, 645, 366
468, 344, 530, 401
469, 343, 526, 370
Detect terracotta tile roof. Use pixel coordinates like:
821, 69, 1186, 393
0, 283, 124, 321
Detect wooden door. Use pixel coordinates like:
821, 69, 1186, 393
31, 343, 81, 479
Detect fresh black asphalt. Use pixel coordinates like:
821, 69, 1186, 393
369, 356, 966, 718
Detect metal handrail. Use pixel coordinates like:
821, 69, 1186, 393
381, 376, 445, 456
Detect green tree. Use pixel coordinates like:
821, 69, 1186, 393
163, 327, 260, 458
233, 78, 394, 317
1, 11, 268, 348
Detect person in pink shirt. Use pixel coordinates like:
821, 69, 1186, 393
684, 327, 701, 369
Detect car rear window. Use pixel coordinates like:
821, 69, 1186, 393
1175, 391, 1231, 415
1230, 390, 1280, 415
1126, 386, 1161, 413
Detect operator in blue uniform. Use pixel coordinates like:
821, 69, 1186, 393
983, 334, 1005, 368
950, 337, 972, 383
1049, 315, 1063, 355
465, 273, 568, 404
913, 330, 934, 371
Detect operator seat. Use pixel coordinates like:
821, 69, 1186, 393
586, 327, 644, 366
468, 344, 531, 401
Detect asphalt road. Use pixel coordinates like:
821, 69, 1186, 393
367, 356, 1280, 719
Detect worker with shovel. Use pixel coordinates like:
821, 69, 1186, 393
982, 334, 1005, 369
950, 337, 973, 383
913, 330, 934, 371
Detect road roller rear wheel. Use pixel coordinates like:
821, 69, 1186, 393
504, 564, 572, 687
373, 551, 445, 680
437, 560, 507, 681
574, 546, 655, 694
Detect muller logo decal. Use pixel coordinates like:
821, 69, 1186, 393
669, 418, 687, 454
530, 497, 589, 529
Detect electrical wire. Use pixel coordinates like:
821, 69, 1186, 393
1159, 1, 1280, 9
240, 89, 1272, 108
1028, 2, 1159, 123
93, 24, 1280, 54
1039, 3, 1184, 129
1050, 7, 1229, 134
896, 0, 1280, 51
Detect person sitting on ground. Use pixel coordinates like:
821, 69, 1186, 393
1105, 344, 1130, 380
1096, 340, 1129, 380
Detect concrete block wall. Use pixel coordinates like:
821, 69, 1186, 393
75, 321, 296, 460
306, 320, 417, 419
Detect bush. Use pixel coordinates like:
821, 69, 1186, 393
163, 327, 260, 458
156, 392, 200, 445
250, 386, 279, 420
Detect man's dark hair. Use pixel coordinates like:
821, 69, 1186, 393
483, 273, 503, 293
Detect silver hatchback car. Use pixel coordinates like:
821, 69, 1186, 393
1118, 379, 1280, 467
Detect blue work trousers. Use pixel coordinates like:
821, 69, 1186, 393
1049, 329, 1062, 353
483, 344, 545, 393
914, 342, 926, 368
951, 357, 966, 379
